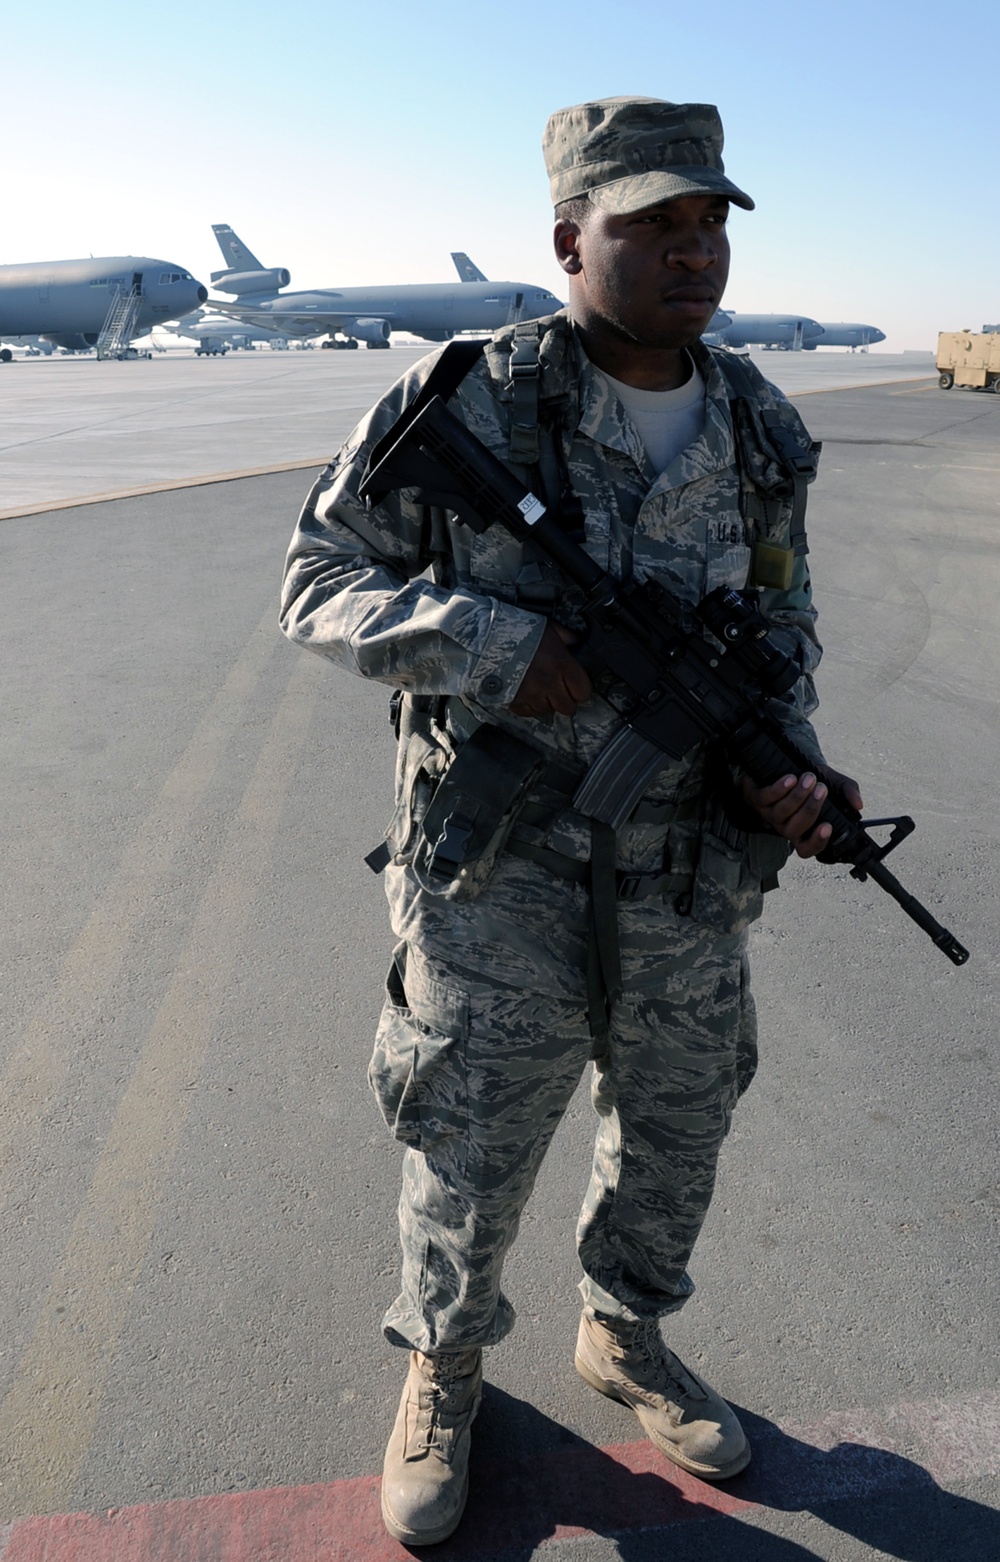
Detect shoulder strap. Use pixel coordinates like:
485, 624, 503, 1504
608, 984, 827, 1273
505, 319, 586, 536
364, 337, 488, 480
710, 350, 820, 474
421, 336, 490, 404
709, 346, 758, 403
507, 320, 544, 465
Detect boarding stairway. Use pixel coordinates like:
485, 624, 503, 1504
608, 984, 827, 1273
97, 285, 142, 359
505, 291, 526, 326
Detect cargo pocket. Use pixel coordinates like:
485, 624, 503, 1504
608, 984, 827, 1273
735, 955, 758, 1098
691, 830, 764, 935
717, 956, 758, 1138
368, 941, 471, 1176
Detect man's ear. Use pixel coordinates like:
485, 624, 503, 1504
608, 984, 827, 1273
553, 220, 583, 276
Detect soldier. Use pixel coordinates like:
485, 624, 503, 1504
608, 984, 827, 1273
281, 96, 862, 1547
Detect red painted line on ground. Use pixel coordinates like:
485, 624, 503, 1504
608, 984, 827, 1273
1, 1390, 996, 1561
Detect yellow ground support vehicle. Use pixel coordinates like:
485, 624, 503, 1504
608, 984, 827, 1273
936, 328, 1000, 391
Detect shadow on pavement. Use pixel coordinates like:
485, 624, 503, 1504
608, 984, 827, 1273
405, 1387, 999, 1561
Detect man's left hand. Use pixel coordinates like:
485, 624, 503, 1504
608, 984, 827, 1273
741, 768, 864, 860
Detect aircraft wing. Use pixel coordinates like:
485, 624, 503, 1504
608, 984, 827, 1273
210, 299, 395, 337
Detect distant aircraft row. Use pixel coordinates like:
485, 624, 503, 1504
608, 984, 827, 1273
0, 222, 885, 361
705, 311, 885, 351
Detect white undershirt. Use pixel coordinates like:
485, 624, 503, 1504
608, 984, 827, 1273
594, 355, 707, 475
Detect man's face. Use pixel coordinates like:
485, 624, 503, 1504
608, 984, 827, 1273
554, 194, 731, 352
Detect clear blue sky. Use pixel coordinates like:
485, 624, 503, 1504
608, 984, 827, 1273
3, 0, 997, 350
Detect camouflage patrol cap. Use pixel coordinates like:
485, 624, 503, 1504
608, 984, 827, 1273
543, 96, 754, 214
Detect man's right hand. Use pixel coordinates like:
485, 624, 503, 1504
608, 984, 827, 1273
508, 623, 593, 718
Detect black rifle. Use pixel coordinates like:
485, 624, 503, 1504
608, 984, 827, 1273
360, 395, 969, 966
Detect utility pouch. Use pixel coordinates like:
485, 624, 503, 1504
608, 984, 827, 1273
409, 723, 545, 901
749, 537, 796, 592
689, 798, 792, 935
749, 831, 794, 893
365, 725, 453, 876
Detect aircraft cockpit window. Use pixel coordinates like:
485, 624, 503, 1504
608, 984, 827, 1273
159, 272, 186, 284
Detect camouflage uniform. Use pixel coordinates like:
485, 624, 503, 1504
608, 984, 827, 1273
280, 310, 824, 1352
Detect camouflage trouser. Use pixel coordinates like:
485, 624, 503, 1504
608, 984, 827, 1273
369, 851, 757, 1353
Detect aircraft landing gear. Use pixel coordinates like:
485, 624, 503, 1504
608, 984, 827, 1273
0, 348, 13, 364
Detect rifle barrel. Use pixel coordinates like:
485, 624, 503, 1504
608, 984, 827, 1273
865, 858, 970, 965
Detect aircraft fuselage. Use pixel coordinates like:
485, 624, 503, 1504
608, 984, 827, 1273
0, 257, 207, 346
706, 311, 825, 349
806, 323, 887, 349
213, 279, 564, 340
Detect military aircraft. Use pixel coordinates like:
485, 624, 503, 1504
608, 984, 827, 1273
705, 312, 825, 350
208, 225, 564, 347
167, 307, 292, 356
0, 256, 207, 360
805, 322, 886, 350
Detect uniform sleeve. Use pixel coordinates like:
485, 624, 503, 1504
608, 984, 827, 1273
758, 553, 826, 769
753, 384, 827, 769
279, 365, 546, 709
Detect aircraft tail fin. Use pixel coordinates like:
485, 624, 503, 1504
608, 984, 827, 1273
451, 252, 488, 283
212, 224, 264, 273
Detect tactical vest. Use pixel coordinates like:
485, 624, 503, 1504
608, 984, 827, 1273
366, 319, 820, 1048
498, 315, 820, 589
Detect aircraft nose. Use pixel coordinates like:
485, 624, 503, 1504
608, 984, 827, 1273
197, 285, 208, 304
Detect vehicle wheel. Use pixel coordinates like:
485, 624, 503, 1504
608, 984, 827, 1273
992, 377, 1000, 393
937, 372, 954, 389
0, 347, 13, 363
347, 339, 358, 349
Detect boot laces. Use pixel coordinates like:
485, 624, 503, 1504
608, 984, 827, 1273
630, 1321, 698, 1400
412, 1354, 475, 1459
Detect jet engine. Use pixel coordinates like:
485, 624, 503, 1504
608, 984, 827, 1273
42, 332, 99, 351
347, 317, 391, 345
210, 267, 291, 295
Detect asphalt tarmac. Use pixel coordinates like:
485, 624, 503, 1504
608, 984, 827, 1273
0, 362, 997, 1560
0, 346, 934, 519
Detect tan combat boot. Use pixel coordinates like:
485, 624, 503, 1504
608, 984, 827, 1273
575, 1313, 750, 1480
380, 1347, 483, 1546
